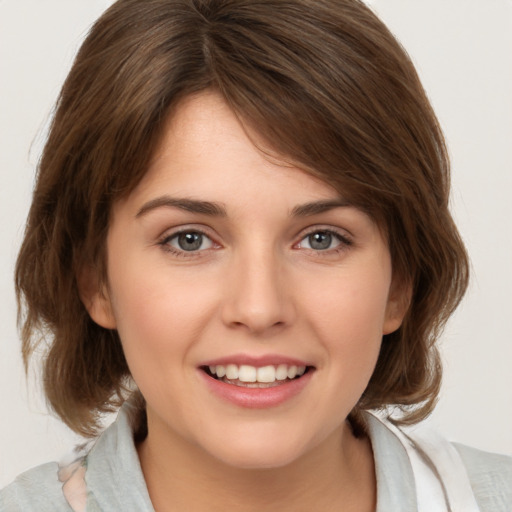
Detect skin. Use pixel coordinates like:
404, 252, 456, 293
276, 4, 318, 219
84, 91, 408, 512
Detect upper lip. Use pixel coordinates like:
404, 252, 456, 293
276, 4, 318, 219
199, 354, 313, 368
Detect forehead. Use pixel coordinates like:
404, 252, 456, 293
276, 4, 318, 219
126, 91, 345, 212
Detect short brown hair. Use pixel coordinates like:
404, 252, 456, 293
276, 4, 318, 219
16, 0, 469, 436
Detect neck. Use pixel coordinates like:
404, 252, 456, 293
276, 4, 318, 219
137, 416, 376, 512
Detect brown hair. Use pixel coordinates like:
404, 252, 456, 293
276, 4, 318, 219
16, 0, 469, 436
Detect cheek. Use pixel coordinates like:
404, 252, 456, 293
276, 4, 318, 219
303, 267, 391, 338
107, 259, 222, 368
297, 261, 391, 379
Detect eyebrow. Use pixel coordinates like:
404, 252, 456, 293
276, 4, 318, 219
136, 196, 228, 218
135, 196, 351, 219
290, 199, 352, 217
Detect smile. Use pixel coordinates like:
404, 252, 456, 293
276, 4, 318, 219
198, 356, 315, 408
204, 364, 309, 388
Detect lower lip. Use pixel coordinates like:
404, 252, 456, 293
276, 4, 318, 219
198, 370, 314, 409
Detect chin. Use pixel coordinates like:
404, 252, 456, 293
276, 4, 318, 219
214, 446, 305, 471
200, 427, 316, 471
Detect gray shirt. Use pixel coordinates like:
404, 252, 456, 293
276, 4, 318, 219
1, 403, 511, 511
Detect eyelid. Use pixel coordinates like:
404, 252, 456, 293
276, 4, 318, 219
157, 224, 221, 256
293, 226, 354, 253
296, 225, 353, 243
168, 231, 214, 251
158, 223, 217, 241
156, 223, 353, 257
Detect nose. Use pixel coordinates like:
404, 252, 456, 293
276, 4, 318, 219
221, 247, 295, 336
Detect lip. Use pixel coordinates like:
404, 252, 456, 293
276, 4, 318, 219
200, 353, 312, 368
197, 363, 315, 409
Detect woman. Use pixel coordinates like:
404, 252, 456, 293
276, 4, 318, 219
2, 0, 511, 510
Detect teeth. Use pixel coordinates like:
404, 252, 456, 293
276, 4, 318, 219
256, 365, 275, 383
207, 364, 308, 383
287, 365, 298, 379
238, 365, 257, 382
275, 364, 288, 381
225, 364, 238, 380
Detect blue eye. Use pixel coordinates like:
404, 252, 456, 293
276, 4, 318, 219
298, 230, 347, 251
166, 231, 214, 252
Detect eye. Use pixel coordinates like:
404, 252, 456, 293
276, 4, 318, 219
297, 230, 349, 251
165, 231, 214, 252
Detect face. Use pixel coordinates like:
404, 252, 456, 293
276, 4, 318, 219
86, 91, 406, 470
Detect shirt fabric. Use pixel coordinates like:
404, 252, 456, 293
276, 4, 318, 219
1, 401, 511, 511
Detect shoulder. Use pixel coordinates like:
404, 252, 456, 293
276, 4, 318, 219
454, 443, 512, 512
364, 411, 512, 511
0, 462, 72, 512
1, 400, 152, 512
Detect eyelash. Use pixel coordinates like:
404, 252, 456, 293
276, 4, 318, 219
158, 228, 217, 258
294, 228, 353, 255
158, 227, 353, 258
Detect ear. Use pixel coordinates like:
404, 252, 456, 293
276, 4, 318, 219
383, 277, 412, 335
77, 264, 117, 329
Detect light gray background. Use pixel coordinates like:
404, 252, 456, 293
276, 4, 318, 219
1, 0, 511, 486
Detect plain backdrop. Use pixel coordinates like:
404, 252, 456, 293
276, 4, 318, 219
1, 0, 511, 487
